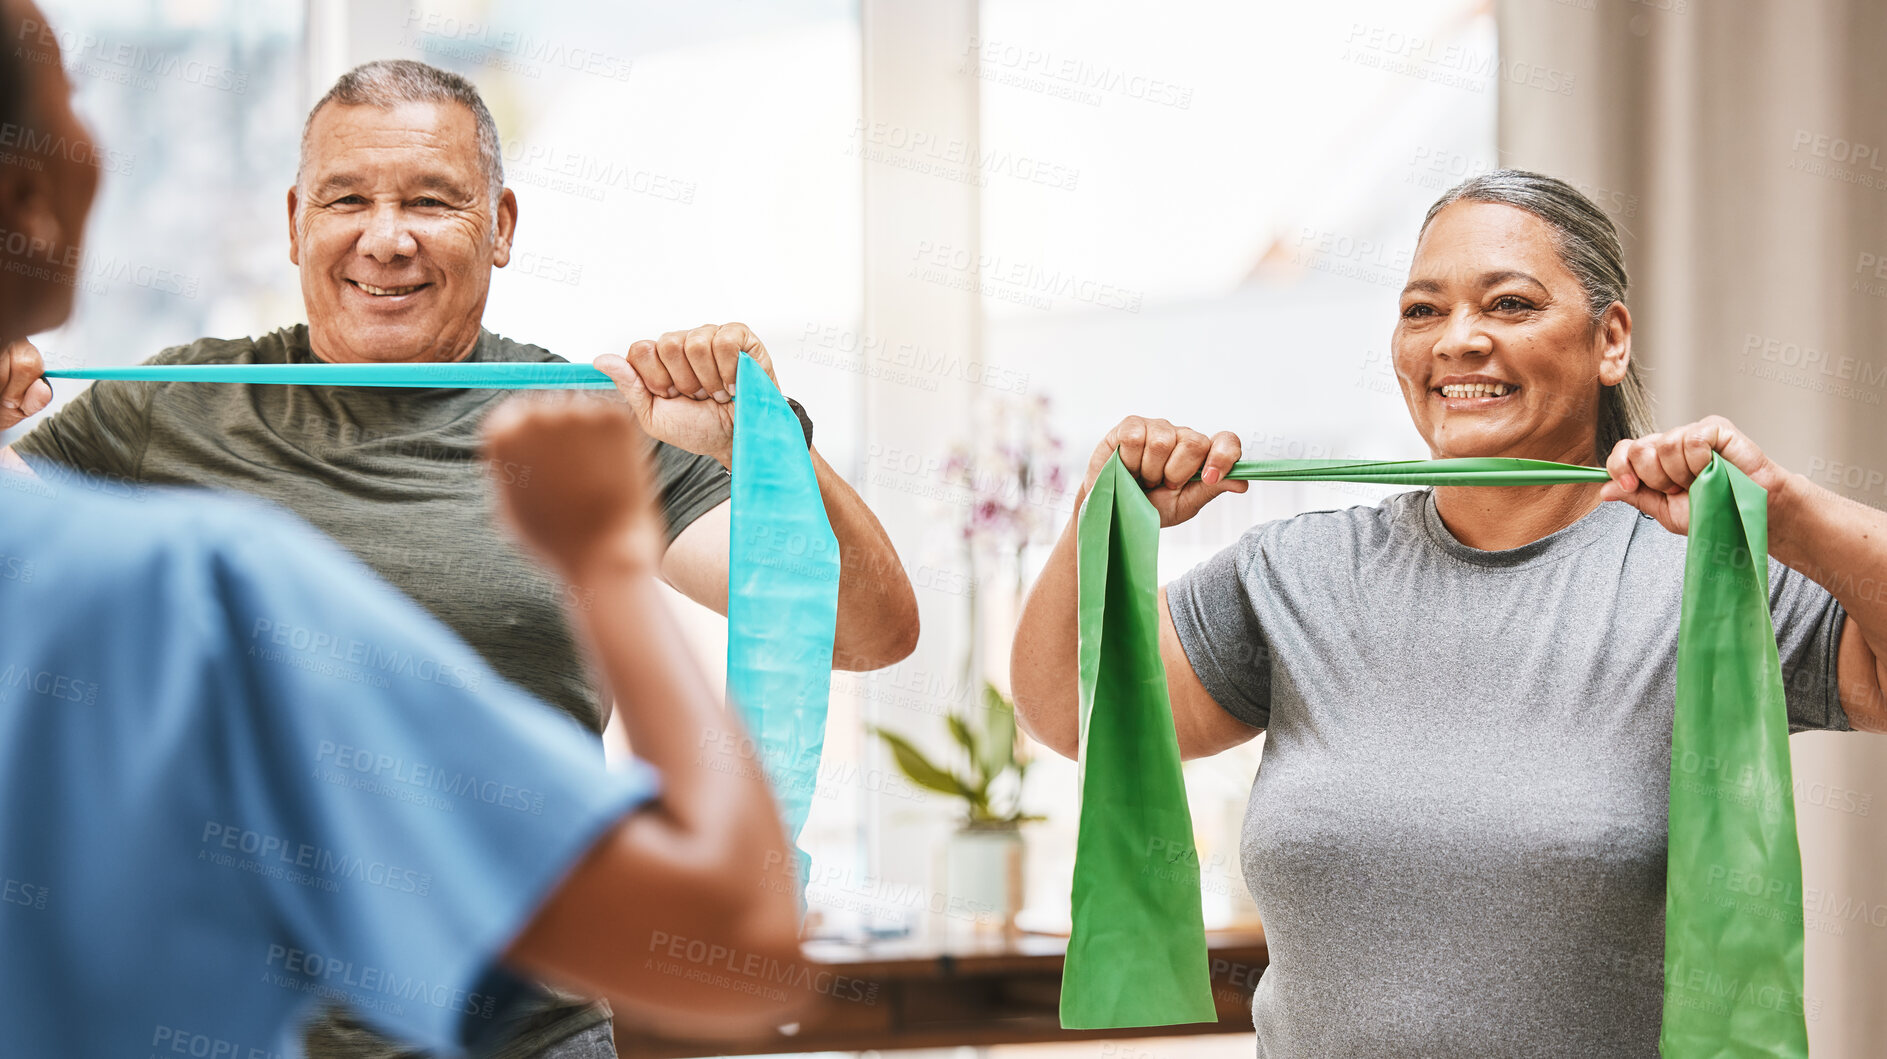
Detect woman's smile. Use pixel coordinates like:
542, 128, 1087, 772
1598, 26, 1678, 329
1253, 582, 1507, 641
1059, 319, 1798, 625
1433, 373, 1521, 407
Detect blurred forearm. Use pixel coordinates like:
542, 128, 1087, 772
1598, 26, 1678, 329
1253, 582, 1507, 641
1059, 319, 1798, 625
508, 536, 809, 1034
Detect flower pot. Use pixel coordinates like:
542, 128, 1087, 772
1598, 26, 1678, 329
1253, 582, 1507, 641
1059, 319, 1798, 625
945, 825, 1025, 937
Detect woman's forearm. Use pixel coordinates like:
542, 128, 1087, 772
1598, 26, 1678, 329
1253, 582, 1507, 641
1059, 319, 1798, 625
505, 534, 810, 1033
1768, 472, 1887, 728
1010, 505, 1086, 759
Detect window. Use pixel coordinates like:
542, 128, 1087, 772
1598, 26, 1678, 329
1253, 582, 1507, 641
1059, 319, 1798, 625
14, 0, 303, 412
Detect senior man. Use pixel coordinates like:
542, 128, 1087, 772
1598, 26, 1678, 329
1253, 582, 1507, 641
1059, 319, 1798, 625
0, 59, 917, 1059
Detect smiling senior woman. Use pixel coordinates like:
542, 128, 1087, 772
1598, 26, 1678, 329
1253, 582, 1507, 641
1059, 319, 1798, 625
1010, 170, 1887, 1056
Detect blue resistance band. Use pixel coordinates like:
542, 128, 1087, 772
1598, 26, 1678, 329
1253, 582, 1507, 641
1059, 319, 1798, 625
46, 361, 620, 389
46, 356, 839, 885
726, 355, 840, 891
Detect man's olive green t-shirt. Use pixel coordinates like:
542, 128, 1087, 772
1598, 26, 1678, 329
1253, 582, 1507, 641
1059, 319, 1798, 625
12, 324, 731, 1059
15, 324, 729, 732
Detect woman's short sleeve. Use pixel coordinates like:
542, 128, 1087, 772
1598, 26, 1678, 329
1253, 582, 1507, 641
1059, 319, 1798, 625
1166, 531, 1274, 730
1768, 558, 1851, 733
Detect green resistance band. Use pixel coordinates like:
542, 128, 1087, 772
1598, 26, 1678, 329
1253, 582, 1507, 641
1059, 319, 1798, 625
46, 357, 841, 888
1066, 453, 1807, 1059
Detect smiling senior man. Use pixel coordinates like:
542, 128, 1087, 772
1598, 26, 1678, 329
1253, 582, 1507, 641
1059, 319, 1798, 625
0, 59, 917, 1059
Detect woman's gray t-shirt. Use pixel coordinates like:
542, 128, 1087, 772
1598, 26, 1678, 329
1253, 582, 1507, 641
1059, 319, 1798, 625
1166, 491, 1848, 1058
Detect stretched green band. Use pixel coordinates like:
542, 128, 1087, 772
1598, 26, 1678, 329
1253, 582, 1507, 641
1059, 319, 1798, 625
1065, 454, 1807, 1059
43, 362, 618, 388
1221, 456, 1611, 486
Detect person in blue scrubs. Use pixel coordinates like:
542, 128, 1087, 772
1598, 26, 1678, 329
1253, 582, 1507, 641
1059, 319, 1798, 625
0, 2, 807, 1053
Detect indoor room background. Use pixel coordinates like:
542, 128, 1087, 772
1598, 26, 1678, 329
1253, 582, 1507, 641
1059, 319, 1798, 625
14, 0, 1885, 1055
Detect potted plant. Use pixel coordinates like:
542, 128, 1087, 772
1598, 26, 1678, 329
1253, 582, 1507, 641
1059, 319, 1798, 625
871, 393, 1066, 936
871, 683, 1042, 933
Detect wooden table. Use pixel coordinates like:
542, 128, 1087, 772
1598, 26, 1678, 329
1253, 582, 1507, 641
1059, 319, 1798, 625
615, 928, 1267, 1058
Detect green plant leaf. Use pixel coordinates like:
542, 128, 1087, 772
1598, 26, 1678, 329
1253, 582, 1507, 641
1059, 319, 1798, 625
980, 682, 1017, 781
870, 727, 972, 799
946, 713, 982, 780
968, 800, 994, 824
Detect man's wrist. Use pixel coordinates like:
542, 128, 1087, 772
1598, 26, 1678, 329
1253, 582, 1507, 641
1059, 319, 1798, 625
713, 396, 813, 472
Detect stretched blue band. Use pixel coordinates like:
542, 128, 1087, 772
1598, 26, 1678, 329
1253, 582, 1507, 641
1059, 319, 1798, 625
43, 362, 618, 389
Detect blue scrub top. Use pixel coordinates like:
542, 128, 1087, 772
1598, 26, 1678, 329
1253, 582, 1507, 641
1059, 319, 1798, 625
0, 469, 657, 1057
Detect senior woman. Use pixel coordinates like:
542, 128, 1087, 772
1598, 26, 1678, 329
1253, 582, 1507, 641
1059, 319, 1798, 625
1010, 169, 1887, 1056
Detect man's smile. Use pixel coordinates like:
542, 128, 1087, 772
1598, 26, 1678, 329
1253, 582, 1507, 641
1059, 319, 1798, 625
346, 278, 429, 296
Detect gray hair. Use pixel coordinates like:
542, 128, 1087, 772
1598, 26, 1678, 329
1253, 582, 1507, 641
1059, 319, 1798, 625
1421, 169, 1655, 459
297, 60, 504, 210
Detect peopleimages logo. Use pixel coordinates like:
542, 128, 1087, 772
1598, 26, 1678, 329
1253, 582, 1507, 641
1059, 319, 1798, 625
0, 663, 98, 705
149, 1024, 277, 1059
849, 120, 1082, 192
0, 121, 135, 174
1340, 23, 1576, 96
3, 876, 48, 911
200, 822, 432, 896
959, 37, 1194, 110
18, 20, 249, 94
400, 10, 635, 81
265, 944, 499, 1018
315, 740, 546, 815
249, 618, 481, 691
908, 241, 1144, 313
502, 139, 697, 205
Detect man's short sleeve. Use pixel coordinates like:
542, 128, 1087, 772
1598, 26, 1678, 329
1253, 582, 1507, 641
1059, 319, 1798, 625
1166, 531, 1273, 730
204, 506, 657, 1053
1769, 558, 1850, 733
653, 441, 730, 543
13, 378, 153, 478
11, 344, 201, 478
